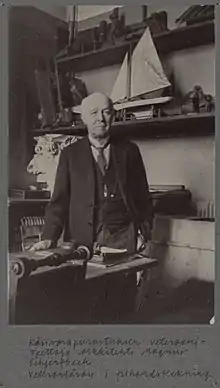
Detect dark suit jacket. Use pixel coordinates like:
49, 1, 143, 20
43, 136, 153, 249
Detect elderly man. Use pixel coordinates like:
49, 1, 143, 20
32, 92, 153, 323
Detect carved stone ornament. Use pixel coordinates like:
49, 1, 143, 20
27, 134, 82, 194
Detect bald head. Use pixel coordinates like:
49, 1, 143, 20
81, 93, 114, 141
81, 93, 113, 114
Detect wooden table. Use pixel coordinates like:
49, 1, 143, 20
86, 256, 157, 279
87, 256, 158, 314
9, 252, 158, 324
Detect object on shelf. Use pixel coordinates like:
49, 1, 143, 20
60, 72, 88, 109
145, 11, 168, 35
69, 76, 88, 106
35, 109, 44, 128
34, 64, 64, 130
150, 185, 192, 216
91, 27, 102, 51
53, 72, 87, 127
9, 189, 50, 200
35, 62, 56, 128
67, 5, 78, 48
129, 107, 155, 120
56, 6, 80, 57
108, 7, 126, 45
52, 113, 75, 128
150, 185, 185, 192
56, 27, 94, 58
176, 5, 214, 26
89, 8, 126, 49
20, 216, 46, 251
93, 20, 108, 46
27, 134, 82, 194
194, 200, 215, 221
61, 108, 73, 124
125, 11, 168, 41
57, 8, 126, 57
110, 27, 172, 120
56, 39, 83, 58
115, 105, 158, 122
181, 86, 215, 115
70, 111, 84, 127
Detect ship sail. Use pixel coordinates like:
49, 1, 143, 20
110, 53, 129, 103
130, 27, 171, 99
110, 26, 171, 107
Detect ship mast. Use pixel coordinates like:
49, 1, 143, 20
126, 43, 132, 101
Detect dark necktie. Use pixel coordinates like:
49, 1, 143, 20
97, 147, 107, 175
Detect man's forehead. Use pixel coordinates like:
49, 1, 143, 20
83, 94, 111, 111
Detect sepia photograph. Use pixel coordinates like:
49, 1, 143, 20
8, 4, 215, 325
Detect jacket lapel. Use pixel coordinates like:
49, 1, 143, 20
75, 137, 95, 202
111, 141, 136, 221
111, 142, 132, 216
111, 142, 127, 188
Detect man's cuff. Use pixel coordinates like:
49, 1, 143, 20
139, 221, 152, 242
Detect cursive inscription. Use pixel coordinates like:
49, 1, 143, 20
26, 335, 217, 386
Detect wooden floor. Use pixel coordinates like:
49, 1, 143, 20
134, 279, 214, 324
13, 276, 214, 325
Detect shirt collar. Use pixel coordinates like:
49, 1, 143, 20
88, 135, 110, 150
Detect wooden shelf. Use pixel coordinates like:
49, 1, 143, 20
153, 19, 214, 54
32, 112, 215, 139
56, 20, 215, 73
113, 112, 215, 139
56, 41, 130, 73
32, 125, 87, 137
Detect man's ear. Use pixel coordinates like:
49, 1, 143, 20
80, 107, 86, 125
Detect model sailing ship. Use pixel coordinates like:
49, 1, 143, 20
72, 26, 172, 121
110, 26, 172, 121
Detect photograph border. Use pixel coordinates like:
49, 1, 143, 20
0, 1, 219, 387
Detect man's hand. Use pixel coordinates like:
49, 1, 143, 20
137, 233, 146, 252
30, 240, 52, 251
137, 233, 152, 256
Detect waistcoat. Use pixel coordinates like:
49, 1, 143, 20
93, 150, 135, 252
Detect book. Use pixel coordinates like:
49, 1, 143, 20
88, 252, 145, 268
